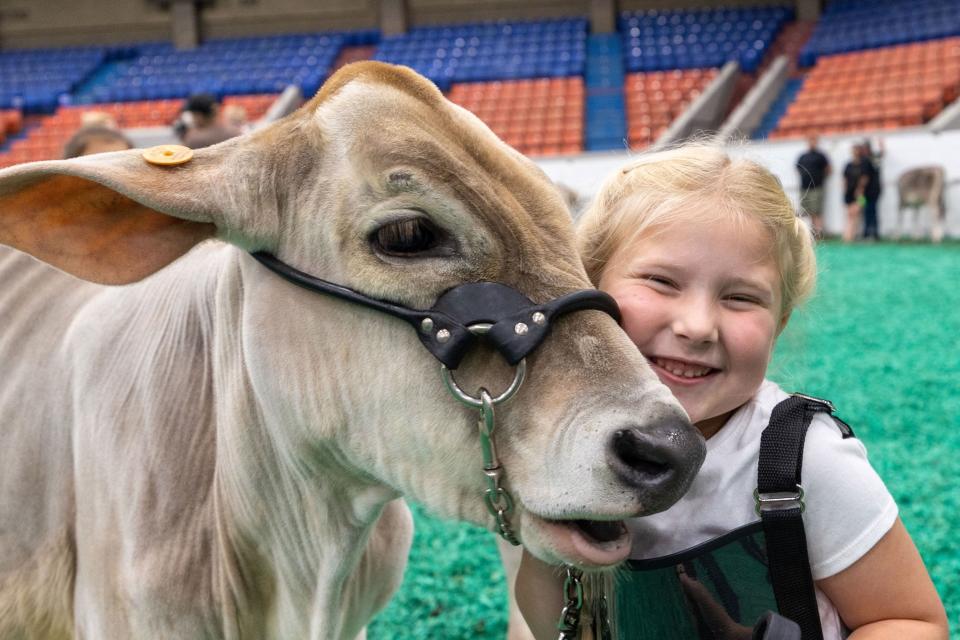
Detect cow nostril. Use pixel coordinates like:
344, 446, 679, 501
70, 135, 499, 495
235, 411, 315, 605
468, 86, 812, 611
606, 417, 706, 513
610, 428, 672, 483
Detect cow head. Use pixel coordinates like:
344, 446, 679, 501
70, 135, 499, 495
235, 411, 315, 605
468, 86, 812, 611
0, 62, 704, 569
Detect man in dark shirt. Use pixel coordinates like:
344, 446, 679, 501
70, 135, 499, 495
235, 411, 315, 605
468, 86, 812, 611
861, 138, 883, 240
842, 143, 870, 242
796, 134, 831, 236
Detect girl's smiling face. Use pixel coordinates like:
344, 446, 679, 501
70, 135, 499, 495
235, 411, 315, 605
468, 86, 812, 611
598, 214, 787, 438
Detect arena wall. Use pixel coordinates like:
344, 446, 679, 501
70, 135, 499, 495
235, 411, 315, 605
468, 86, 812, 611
0, 0, 170, 48
537, 129, 960, 239
202, 0, 375, 39
620, 0, 788, 9
0, 0, 803, 48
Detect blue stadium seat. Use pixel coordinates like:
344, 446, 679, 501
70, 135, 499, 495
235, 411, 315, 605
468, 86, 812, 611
0, 47, 106, 111
373, 18, 587, 89
619, 6, 791, 73
800, 0, 960, 66
70, 32, 353, 104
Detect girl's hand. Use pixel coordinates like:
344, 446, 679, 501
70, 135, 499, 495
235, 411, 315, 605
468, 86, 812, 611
677, 568, 754, 639
817, 518, 948, 639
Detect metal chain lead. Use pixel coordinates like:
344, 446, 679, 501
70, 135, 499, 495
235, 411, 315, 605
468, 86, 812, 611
557, 566, 584, 640
441, 348, 594, 635
478, 389, 520, 545
593, 591, 612, 640
439, 325, 526, 544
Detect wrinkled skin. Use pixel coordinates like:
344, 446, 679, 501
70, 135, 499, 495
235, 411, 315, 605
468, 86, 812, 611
0, 62, 705, 639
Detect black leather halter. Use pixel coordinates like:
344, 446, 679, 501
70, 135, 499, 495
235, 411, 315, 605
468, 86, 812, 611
251, 252, 621, 370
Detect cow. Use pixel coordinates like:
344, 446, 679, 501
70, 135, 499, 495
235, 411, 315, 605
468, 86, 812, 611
896, 166, 946, 243
0, 61, 705, 639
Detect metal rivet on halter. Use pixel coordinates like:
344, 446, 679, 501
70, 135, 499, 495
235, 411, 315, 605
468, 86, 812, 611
436, 328, 451, 343
531, 311, 546, 325
514, 322, 529, 336
420, 318, 434, 333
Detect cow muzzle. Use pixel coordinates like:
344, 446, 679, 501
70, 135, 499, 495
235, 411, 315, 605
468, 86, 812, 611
516, 404, 704, 568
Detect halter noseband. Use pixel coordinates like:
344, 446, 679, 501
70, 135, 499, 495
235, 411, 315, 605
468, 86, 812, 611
251, 252, 620, 370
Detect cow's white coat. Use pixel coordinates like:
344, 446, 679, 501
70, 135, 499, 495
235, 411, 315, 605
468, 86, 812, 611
0, 63, 702, 639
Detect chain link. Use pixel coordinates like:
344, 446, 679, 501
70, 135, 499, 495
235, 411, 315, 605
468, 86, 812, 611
593, 591, 612, 640
478, 389, 520, 545
439, 349, 524, 545
557, 565, 584, 640
439, 350, 605, 636
439, 339, 525, 546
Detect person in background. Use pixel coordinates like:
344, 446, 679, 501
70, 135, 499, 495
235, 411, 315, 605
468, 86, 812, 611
861, 138, 884, 241
842, 144, 868, 243
63, 125, 133, 158
221, 104, 250, 134
177, 93, 241, 149
795, 134, 831, 237
79, 110, 120, 131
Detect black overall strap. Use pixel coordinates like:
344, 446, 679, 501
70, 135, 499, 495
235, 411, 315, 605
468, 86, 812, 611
757, 394, 842, 640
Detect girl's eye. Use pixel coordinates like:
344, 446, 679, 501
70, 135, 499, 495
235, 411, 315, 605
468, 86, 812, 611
726, 294, 761, 305
370, 218, 444, 257
644, 275, 677, 288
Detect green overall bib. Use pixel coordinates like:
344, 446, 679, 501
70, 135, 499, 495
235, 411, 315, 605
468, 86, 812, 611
612, 395, 854, 640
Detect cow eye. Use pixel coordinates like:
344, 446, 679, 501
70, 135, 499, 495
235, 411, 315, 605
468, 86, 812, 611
370, 217, 447, 257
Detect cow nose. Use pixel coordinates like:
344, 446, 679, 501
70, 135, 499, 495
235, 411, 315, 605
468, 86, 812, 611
607, 418, 706, 512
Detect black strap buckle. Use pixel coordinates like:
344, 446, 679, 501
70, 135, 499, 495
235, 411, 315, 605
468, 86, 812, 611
790, 393, 835, 413
791, 393, 854, 438
753, 484, 805, 515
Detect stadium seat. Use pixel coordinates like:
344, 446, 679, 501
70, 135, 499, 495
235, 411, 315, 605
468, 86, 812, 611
625, 68, 717, 149
73, 34, 350, 105
0, 47, 106, 112
374, 19, 587, 90
774, 37, 960, 138
0, 95, 277, 165
620, 7, 791, 74
447, 76, 584, 156
800, 0, 960, 67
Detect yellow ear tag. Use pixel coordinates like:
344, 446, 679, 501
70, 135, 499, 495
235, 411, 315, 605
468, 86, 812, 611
143, 144, 193, 166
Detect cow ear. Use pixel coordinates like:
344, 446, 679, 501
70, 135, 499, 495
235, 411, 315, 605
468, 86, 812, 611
0, 139, 248, 285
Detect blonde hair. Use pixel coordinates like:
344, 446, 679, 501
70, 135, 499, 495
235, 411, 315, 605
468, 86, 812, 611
578, 144, 816, 315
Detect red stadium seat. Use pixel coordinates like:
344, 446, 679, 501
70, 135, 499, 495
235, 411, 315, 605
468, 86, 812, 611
447, 77, 584, 156
772, 37, 960, 138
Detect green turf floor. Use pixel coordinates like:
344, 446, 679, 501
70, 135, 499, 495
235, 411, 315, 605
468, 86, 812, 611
369, 241, 960, 638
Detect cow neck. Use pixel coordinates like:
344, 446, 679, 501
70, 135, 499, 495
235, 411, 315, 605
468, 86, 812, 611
209, 249, 412, 639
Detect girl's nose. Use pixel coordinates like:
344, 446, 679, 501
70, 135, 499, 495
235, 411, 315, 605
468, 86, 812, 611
671, 297, 719, 345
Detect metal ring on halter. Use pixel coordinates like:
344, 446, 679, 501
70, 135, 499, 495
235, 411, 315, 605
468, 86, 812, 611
440, 323, 527, 408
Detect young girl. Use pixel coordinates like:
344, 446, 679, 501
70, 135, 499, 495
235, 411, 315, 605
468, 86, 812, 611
516, 146, 947, 639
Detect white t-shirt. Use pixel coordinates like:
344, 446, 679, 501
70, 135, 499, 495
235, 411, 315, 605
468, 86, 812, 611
626, 379, 898, 639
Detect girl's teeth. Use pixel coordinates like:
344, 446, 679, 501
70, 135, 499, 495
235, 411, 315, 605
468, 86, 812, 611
655, 358, 711, 378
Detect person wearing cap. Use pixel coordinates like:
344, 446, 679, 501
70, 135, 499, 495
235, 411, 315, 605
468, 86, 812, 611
178, 93, 241, 149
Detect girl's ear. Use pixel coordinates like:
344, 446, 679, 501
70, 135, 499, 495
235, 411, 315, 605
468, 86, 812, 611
0, 139, 247, 285
777, 310, 792, 336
